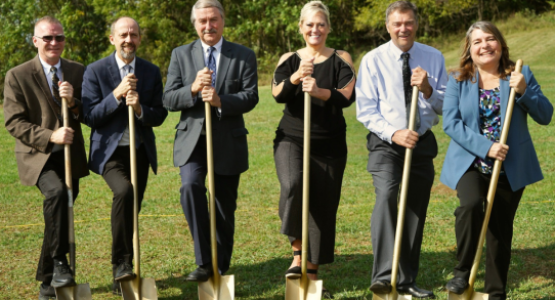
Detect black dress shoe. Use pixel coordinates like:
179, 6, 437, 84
51, 260, 75, 288
397, 285, 436, 299
446, 277, 468, 295
114, 260, 136, 281
322, 288, 334, 299
285, 266, 302, 279
112, 280, 122, 295
370, 280, 392, 294
38, 283, 56, 300
186, 266, 214, 282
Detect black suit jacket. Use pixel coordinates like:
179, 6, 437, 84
82, 53, 168, 175
163, 38, 258, 175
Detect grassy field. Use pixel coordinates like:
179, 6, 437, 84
1, 17, 555, 300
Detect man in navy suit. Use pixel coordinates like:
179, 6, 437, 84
163, 0, 258, 282
81, 16, 167, 293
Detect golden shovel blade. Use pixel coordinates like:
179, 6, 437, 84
120, 277, 158, 300
285, 277, 323, 300
448, 289, 488, 300
55, 283, 92, 300
372, 290, 412, 300
198, 274, 235, 300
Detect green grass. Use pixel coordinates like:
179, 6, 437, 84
1, 16, 555, 300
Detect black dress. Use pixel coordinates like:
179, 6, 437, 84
273, 51, 355, 264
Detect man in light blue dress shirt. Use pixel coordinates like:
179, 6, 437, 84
355, 1, 447, 298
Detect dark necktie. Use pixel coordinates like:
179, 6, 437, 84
208, 46, 217, 87
401, 53, 420, 130
50, 66, 62, 107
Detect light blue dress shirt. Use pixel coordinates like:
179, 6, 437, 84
356, 41, 447, 143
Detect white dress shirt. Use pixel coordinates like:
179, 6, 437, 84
356, 41, 447, 143
113, 54, 142, 146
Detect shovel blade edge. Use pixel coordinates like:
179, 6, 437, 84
198, 275, 235, 300
120, 277, 158, 300
285, 278, 323, 300
448, 289, 488, 300
373, 292, 411, 300
55, 283, 92, 300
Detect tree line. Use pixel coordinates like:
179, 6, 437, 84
0, 0, 551, 102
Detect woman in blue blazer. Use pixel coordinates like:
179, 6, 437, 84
440, 21, 553, 299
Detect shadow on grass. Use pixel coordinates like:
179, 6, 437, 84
90, 243, 554, 299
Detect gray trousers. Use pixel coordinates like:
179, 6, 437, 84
367, 132, 437, 286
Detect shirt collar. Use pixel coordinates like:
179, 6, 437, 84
388, 40, 418, 61
200, 37, 223, 54
114, 52, 136, 72
38, 55, 61, 73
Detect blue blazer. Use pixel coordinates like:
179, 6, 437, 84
440, 66, 553, 191
82, 53, 168, 175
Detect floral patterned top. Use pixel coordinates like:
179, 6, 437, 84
473, 87, 502, 174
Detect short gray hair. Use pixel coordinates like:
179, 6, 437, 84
385, 1, 418, 25
298, 1, 332, 31
34, 16, 63, 35
190, 0, 225, 25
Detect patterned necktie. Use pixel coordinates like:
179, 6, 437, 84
401, 52, 420, 130
123, 65, 131, 77
50, 66, 61, 107
208, 46, 217, 87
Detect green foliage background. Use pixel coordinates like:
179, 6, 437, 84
0, 0, 553, 101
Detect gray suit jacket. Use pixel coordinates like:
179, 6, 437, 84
163, 38, 258, 175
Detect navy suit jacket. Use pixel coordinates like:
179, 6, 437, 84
163, 39, 258, 175
82, 53, 168, 175
440, 66, 553, 191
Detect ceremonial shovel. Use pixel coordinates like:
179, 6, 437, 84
198, 68, 235, 300
373, 86, 420, 300
285, 79, 323, 300
54, 97, 92, 300
119, 103, 158, 299
448, 59, 523, 300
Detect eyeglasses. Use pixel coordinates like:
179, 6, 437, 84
35, 35, 66, 43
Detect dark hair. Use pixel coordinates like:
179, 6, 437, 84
110, 16, 141, 35
456, 21, 515, 82
385, 1, 418, 25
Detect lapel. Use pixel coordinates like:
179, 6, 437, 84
463, 73, 480, 129
107, 52, 123, 91
192, 40, 205, 73
499, 76, 510, 127
216, 38, 232, 94
32, 56, 60, 117
60, 58, 73, 88
134, 57, 145, 95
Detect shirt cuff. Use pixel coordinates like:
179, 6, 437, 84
113, 93, 121, 105
383, 126, 398, 144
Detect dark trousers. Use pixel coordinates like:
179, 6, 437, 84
366, 131, 437, 286
454, 168, 524, 300
35, 151, 79, 283
179, 135, 240, 274
274, 140, 347, 265
102, 145, 149, 265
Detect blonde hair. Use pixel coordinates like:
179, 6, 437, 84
298, 1, 332, 32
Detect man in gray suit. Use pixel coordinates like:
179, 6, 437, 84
163, 0, 258, 282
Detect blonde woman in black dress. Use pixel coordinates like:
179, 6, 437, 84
271, 1, 356, 298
